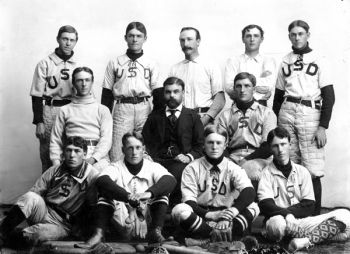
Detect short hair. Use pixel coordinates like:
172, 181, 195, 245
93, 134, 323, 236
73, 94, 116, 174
125, 21, 147, 37
163, 77, 185, 90
180, 27, 201, 40
72, 67, 94, 85
57, 25, 78, 41
203, 124, 228, 141
267, 127, 291, 145
242, 24, 264, 38
234, 72, 256, 87
265, 215, 286, 242
288, 20, 310, 33
65, 136, 87, 153
122, 132, 144, 147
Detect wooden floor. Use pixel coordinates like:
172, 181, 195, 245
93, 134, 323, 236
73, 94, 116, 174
1, 205, 350, 254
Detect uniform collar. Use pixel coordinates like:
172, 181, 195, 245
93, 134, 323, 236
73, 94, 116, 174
231, 100, 258, 114
49, 51, 76, 65
71, 94, 96, 104
203, 156, 226, 173
183, 54, 201, 64
59, 161, 90, 184
122, 159, 151, 185
118, 53, 146, 66
243, 53, 262, 63
269, 161, 297, 179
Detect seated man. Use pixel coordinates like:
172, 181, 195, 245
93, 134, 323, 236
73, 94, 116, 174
79, 132, 177, 248
50, 66, 112, 172
218, 72, 277, 189
172, 125, 259, 242
266, 208, 350, 252
142, 77, 204, 206
0, 136, 99, 247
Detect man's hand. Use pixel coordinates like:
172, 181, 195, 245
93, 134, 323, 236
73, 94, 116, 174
205, 211, 224, 222
200, 114, 212, 126
129, 192, 152, 202
312, 126, 327, 148
210, 221, 232, 242
35, 122, 45, 140
260, 70, 272, 78
175, 154, 191, 164
86, 157, 97, 165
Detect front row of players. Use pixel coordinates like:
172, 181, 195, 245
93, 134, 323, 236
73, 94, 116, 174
1, 127, 349, 252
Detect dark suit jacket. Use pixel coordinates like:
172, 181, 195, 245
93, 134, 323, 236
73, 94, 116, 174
142, 106, 204, 160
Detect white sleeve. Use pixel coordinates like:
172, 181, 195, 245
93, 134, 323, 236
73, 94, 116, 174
257, 169, 275, 202
152, 162, 172, 183
255, 57, 277, 91
300, 167, 315, 201
275, 62, 286, 91
150, 61, 162, 90
210, 63, 223, 96
262, 109, 277, 141
224, 57, 238, 96
102, 60, 116, 90
231, 163, 253, 192
181, 164, 199, 202
30, 60, 47, 97
50, 109, 66, 163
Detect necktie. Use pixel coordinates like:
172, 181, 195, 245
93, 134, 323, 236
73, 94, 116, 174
168, 109, 177, 126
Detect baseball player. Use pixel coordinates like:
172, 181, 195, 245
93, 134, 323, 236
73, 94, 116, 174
265, 209, 350, 252
273, 20, 335, 215
0, 136, 99, 248
101, 21, 162, 162
50, 67, 112, 172
225, 24, 276, 106
218, 72, 277, 189
257, 127, 316, 247
142, 77, 204, 206
172, 125, 259, 242
30, 25, 78, 172
169, 27, 225, 126
78, 132, 176, 248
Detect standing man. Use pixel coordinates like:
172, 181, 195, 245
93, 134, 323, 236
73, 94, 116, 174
30, 25, 78, 172
225, 24, 276, 106
218, 72, 277, 189
172, 125, 259, 242
50, 67, 112, 172
273, 20, 335, 215
0, 137, 99, 247
101, 21, 161, 162
142, 77, 204, 206
169, 27, 225, 126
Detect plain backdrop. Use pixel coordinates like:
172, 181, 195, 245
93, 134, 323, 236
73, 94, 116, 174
0, 0, 349, 207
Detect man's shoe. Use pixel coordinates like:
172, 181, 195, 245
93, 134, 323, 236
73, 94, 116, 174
74, 228, 104, 249
288, 237, 312, 252
148, 227, 166, 245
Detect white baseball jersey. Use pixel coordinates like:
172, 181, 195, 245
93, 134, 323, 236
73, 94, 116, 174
30, 162, 99, 216
30, 52, 76, 99
276, 51, 331, 100
102, 53, 161, 99
169, 55, 223, 108
257, 161, 315, 208
181, 156, 253, 208
225, 53, 276, 100
218, 101, 277, 153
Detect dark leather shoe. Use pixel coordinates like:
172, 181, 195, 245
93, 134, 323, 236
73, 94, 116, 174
148, 227, 165, 244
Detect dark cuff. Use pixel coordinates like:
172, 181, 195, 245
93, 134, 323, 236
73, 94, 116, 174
101, 88, 114, 113
232, 187, 255, 212
319, 85, 335, 129
147, 175, 176, 197
96, 175, 129, 202
272, 89, 285, 117
32, 96, 43, 124
185, 200, 208, 218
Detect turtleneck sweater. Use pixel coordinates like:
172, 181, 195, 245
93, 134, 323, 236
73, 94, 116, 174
50, 94, 112, 162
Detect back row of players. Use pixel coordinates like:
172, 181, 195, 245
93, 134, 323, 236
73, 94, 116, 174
10, 20, 340, 251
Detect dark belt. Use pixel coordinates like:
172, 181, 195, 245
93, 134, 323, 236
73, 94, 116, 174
85, 139, 98, 146
45, 98, 71, 107
115, 96, 150, 104
194, 107, 209, 113
285, 97, 321, 110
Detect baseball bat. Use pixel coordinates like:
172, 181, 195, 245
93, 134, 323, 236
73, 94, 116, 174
162, 244, 216, 254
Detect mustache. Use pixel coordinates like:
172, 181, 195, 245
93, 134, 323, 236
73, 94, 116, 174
182, 47, 193, 50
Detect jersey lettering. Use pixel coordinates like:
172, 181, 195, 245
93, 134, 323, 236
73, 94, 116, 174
253, 123, 263, 136
218, 182, 227, 195
274, 186, 280, 199
128, 66, 137, 78
286, 185, 295, 199
47, 76, 59, 89
306, 63, 318, 76
293, 59, 303, 71
59, 182, 71, 197
60, 69, 70, 80
282, 65, 292, 77
115, 68, 124, 79
144, 68, 150, 80
238, 116, 249, 128
211, 178, 219, 192
198, 180, 207, 193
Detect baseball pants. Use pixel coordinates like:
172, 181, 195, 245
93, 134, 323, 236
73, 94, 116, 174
110, 101, 151, 162
16, 191, 70, 242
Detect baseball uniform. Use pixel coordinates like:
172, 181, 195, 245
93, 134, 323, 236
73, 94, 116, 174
102, 53, 161, 162
98, 159, 173, 239
172, 156, 259, 238
169, 55, 224, 119
274, 51, 332, 178
30, 50, 76, 171
50, 94, 112, 172
15, 162, 99, 242
224, 54, 276, 104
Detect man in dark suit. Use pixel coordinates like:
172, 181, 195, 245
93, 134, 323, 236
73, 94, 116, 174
143, 77, 204, 206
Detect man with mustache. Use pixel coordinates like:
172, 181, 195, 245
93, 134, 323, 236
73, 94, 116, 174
225, 24, 276, 107
169, 27, 225, 126
143, 77, 204, 206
